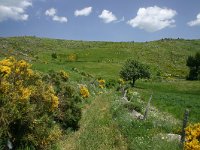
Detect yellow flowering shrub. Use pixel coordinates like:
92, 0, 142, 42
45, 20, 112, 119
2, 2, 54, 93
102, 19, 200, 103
80, 85, 90, 98
59, 70, 69, 81
185, 123, 200, 150
98, 79, 105, 89
67, 53, 78, 62
0, 57, 61, 149
0, 57, 59, 109
0, 57, 13, 66
19, 87, 32, 102
17, 60, 30, 68
51, 94, 59, 109
0, 65, 11, 76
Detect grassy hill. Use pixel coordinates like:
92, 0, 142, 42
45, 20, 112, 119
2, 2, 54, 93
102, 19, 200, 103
0, 36, 200, 150
0, 36, 200, 79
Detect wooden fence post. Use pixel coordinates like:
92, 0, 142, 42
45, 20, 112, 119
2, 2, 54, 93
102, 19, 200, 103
143, 94, 152, 120
123, 90, 127, 98
180, 109, 189, 149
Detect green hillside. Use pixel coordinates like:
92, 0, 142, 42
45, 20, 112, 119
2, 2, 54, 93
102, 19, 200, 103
0, 36, 200, 79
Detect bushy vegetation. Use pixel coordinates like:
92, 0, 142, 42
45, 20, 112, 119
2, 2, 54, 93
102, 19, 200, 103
43, 70, 82, 130
0, 57, 60, 149
79, 85, 90, 98
186, 52, 200, 80
184, 123, 200, 150
105, 79, 118, 88
97, 79, 105, 89
0, 57, 82, 149
67, 53, 78, 62
120, 59, 150, 87
51, 52, 57, 59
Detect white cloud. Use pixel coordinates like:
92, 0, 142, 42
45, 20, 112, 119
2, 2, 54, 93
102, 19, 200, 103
74, 7, 92, 16
188, 13, 200, 26
98, 10, 117, 23
20, 1, 32, 8
52, 16, 67, 23
0, 0, 32, 7
45, 8, 67, 23
45, 8, 56, 17
127, 6, 177, 32
0, 0, 32, 22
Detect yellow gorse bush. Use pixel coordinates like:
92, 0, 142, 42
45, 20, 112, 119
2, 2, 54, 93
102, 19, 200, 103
80, 85, 90, 98
0, 57, 59, 109
19, 87, 32, 101
98, 79, 105, 89
0, 57, 61, 149
59, 70, 69, 81
51, 93, 59, 109
0, 57, 13, 66
67, 53, 78, 62
185, 123, 200, 150
0, 65, 11, 75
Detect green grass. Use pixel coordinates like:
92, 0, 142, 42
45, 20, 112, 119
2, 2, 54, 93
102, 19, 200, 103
59, 91, 182, 150
60, 94, 127, 150
136, 80, 200, 123
110, 91, 181, 150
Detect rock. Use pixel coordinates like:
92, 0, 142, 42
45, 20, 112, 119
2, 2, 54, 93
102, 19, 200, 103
165, 133, 181, 142
130, 109, 144, 120
155, 133, 181, 142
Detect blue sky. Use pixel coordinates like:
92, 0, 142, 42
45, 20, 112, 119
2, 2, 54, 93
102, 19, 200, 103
0, 0, 200, 42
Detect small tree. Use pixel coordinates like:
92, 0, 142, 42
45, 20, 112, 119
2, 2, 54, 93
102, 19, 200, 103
186, 52, 200, 80
120, 59, 150, 87
51, 52, 57, 59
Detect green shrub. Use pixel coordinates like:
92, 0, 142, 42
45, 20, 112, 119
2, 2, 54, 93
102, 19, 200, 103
51, 52, 57, 59
81, 71, 87, 76
105, 79, 117, 88
186, 52, 200, 80
123, 102, 142, 113
43, 70, 82, 130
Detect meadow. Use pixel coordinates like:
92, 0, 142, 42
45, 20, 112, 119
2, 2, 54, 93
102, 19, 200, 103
0, 36, 199, 149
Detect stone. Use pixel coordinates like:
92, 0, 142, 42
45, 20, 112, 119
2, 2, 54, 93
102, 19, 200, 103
166, 133, 181, 142
130, 109, 144, 120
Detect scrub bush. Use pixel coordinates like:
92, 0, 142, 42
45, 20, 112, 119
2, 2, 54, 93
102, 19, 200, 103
0, 57, 61, 149
0, 58, 82, 149
43, 70, 82, 130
